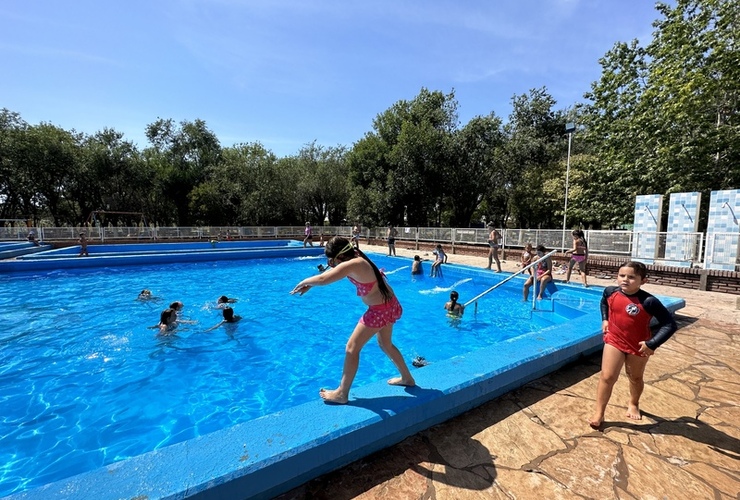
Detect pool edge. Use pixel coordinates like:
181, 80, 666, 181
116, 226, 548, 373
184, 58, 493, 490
7, 297, 685, 500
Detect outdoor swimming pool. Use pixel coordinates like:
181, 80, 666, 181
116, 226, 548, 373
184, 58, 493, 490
0, 248, 685, 498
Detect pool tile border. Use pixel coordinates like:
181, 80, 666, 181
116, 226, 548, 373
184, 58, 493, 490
8, 273, 685, 499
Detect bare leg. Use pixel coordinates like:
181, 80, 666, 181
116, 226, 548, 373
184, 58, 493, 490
565, 259, 574, 282
486, 249, 492, 270
537, 275, 552, 300
589, 344, 626, 428
376, 323, 415, 387
320, 322, 378, 404
581, 263, 589, 287
523, 276, 533, 301
624, 353, 650, 420
493, 248, 502, 272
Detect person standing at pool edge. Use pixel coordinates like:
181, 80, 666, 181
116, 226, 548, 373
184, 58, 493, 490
303, 222, 313, 247
588, 261, 677, 429
78, 232, 89, 257
290, 236, 415, 404
486, 223, 502, 272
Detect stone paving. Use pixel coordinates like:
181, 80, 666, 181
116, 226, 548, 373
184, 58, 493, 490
278, 244, 740, 500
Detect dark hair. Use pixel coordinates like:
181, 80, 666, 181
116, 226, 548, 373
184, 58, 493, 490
536, 244, 547, 252
621, 261, 648, 279
222, 307, 235, 322
169, 301, 183, 310
160, 308, 174, 325
414, 255, 421, 261
572, 229, 588, 248
449, 291, 459, 309
325, 236, 392, 302
218, 295, 229, 304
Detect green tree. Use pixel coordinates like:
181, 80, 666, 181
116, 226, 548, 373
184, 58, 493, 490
291, 142, 349, 225
447, 113, 506, 227
75, 129, 152, 223
0, 109, 32, 220
504, 88, 567, 228
347, 88, 458, 227
145, 118, 222, 225
581, 0, 739, 227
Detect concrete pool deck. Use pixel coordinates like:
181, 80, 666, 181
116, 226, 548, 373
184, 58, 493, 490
278, 245, 740, 500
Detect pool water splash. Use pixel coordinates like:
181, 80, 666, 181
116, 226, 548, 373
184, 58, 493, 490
418, 277, 473, 295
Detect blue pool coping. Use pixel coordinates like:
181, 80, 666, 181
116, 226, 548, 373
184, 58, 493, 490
3, 256, 686, 500
0, 240, 323, 272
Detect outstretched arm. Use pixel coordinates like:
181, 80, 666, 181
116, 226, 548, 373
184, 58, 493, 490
291, 259, 355, 295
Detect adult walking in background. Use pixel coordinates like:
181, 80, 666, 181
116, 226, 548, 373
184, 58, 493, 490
486, 223, 502, 272
351, 223, 361, 249
565, 229, 589, 287
303, 222, 313, 247
386, 224, 398, 256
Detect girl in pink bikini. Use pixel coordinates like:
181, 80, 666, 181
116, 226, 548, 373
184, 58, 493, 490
291, 236, 416, 404
565, 229, 589, 287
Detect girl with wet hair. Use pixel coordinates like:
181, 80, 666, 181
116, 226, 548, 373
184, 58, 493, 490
291, 236, 415, 404
157, 308, 177, 335
444, 290, 465, 317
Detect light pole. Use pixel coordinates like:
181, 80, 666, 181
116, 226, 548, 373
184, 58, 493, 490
561, 122, 576, 251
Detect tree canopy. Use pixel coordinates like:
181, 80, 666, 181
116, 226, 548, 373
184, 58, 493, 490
1, 0, 737, 230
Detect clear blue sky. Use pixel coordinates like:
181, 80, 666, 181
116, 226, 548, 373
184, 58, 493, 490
1, 1, 663, 157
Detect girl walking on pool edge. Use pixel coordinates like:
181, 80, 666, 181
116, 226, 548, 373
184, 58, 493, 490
290, 236, 415, 404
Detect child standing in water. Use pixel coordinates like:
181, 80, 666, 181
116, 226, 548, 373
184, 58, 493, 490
444, 291, 465, 317
291, 236, 415, 404
411, 255, 423, 275
588, 261, 677, 429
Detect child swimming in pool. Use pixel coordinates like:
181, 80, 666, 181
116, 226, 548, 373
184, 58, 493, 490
290, 236, 415, 404
444, 291, 465, 317
216, 295, 237, 308
155, 306, 196, 335
157, 308, 178, 335
205, 307, 242, 332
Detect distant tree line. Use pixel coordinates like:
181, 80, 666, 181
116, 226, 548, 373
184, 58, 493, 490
1, 0, 737, 231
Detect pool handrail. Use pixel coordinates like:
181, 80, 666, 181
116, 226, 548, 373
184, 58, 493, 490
463, 249, 559, 310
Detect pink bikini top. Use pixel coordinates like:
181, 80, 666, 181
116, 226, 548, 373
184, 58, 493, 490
348, 276, 377, 296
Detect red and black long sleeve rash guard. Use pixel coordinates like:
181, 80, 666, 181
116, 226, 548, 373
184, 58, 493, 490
600, 286, 677, 354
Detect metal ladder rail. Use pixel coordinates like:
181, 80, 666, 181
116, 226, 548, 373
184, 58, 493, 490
463, 249, 558, 314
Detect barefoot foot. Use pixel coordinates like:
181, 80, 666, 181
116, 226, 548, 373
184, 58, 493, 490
388, 376, 416, 387
319, 388, 348, 404
626, 403, 642, 420
587, 416, 603, 430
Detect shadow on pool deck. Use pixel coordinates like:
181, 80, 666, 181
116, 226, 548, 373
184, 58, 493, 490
277, 246, 740, 500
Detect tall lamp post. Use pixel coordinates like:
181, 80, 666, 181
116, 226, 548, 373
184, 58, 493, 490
561, 122, 576, 251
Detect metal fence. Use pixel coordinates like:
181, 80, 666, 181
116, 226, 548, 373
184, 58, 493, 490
0, 224, 733, 269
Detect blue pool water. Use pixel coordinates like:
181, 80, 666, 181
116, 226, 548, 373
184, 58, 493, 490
0, 254, 594, 496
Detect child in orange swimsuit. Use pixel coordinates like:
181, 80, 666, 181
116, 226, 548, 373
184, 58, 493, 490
291, 236, 415, 404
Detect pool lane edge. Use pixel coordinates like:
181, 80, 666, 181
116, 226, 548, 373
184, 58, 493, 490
8, 296, 685, 500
